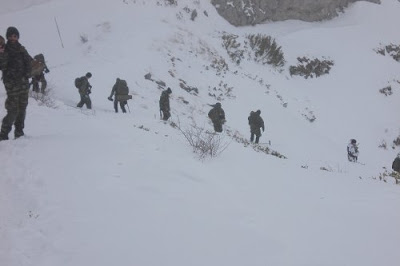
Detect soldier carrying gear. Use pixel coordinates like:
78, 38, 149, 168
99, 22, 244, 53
208, 102, 226, 133
75, 72, 92, 109
347, 139, 359, 162
0, 27, 32, 141
31, 53, 50, 93
248, 109, 265, 144
159, 87, 172, 120
108, 78, 130, 113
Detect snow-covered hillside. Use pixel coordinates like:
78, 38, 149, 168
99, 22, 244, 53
1, 0, 400, 266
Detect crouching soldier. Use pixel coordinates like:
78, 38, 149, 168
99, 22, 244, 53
75, 72, 92, 109
347, 139, 359, 162
108, 78, 131, 113
159, 87, 172, 120
248, 109, 265, 144
208, 102, 225, 133
0, 27, 32, 141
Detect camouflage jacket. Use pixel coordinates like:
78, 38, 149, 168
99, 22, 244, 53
393, 157, 400, 172
78, 76, 91, 95
159, 91, 170, 111
208, 106, 225, 123
0, 41, 32, 86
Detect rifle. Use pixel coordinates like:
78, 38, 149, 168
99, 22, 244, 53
126, 102, 131, 113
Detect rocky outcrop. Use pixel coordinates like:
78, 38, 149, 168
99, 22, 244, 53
211, 0, 380, 26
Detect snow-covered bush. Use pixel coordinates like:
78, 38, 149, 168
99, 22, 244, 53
246, 34, 285, 68
289, 56, 334, 79
379, 85, 392, 96
375, 43, 400, 62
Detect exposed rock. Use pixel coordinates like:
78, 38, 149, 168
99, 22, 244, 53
211, 0, 380, 26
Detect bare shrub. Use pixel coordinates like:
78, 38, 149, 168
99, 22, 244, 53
289, 56, 334, 78
246, 34, 285, 68
178, 123, 230, 159
222, 33, 244, 65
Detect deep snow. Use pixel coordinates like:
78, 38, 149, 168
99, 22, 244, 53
1, 0, 400, 266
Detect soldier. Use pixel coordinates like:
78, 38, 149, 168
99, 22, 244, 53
347, 139, 359, 162
75, 72, 92, 109
31, 53, 50, 93
0, 27, 32, 141
208, 102, 225, 133
392, 153, 400, 182
108, 78, 128, 113
248, 109, 265, 144
159, 87, 172, 120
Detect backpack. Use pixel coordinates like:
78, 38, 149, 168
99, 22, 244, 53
116, 79, 129, 95
75, 77, 84, 88
30, 54, 46, 77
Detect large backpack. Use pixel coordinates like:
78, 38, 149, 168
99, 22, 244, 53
30, 54, 46, 77
116, 79, 129, 95
74, 77, 84, 88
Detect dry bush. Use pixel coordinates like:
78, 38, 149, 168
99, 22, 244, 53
289, 56, 334, 78
178, 123, 230, 159
247, 34, 285, 68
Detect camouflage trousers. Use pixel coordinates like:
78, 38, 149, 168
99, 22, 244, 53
32, 74, 47, 93
0, 88, 29, 139
161, 108, 170, 120
77, 94, 92, 109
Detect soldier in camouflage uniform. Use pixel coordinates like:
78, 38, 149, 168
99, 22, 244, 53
248, 110, 265, 144
108, 78, 127, 113
76, 72, 92, 109
0, 27, 32, 140
159, 87, 172, 120
31, 53, 50, 93
208, 102, 225, 132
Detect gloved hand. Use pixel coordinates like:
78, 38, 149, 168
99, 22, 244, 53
108, 96, 113, 101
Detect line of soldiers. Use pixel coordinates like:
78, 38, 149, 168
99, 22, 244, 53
1, 27, 399, 176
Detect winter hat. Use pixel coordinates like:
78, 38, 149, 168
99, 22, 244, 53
166, 87, 172, 94
256, 110, 261, 115
215, 102, 221, 107
86, 72, 92, 78
351, 139, 357, 144
6, 27, 19, 39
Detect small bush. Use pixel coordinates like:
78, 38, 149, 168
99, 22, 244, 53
375, 43, 400, 62
289, 56, 334, 78
246, 34, 285, 68
79, 34, 88, 44
178, 123, 230, 159
379, 86, 393, 96
222, 33, 244, 65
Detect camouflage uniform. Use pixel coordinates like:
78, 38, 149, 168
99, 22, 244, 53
32, 54, 49, 93
109, 78, 127, 113
208, 102, 225, 132
76, 75, 92, 109
248, 110, 265, 143
0, 28, 32, 140
159, 87, 172, 120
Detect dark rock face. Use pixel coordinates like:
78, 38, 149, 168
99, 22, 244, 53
211, 0, 380, 26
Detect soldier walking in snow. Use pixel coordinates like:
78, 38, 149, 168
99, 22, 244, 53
347, 139, 359, 162
248, 109, 265, 144
392, 153, 400, 183
31, 53, 50, 93
159, 87, 172, 120
108, 78, 130, 113
75, 72, 92, 109
0, 27, 32, 141
208, 102, 225, 133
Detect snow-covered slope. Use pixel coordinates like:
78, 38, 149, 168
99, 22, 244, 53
1, 1, 400, 266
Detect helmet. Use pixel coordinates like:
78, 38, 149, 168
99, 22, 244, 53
351, 139, 357, 144
166, 87, 172, 94
86, 72, 92, 78
256, 109, 261, 115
